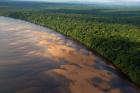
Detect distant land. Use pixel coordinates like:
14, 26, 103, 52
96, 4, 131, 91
0, 0, 140, 7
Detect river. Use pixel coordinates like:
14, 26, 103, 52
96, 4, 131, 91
0, 16, 139, 93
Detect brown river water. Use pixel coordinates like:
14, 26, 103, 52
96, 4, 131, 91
0, 16, 139, 93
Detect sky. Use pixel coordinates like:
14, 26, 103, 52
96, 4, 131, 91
3, 0, 140, 3
22, 0, 140, 2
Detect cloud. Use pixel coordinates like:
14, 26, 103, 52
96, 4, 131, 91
88, 0, 140, 3
1, 0, 140, 3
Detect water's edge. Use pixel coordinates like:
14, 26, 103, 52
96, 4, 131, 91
5, 16, 140, 88
0, 16, 139, 93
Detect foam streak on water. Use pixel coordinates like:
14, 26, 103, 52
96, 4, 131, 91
0, 16, 139, 93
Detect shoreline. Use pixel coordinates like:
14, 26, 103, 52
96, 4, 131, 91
1, 16, 140, 90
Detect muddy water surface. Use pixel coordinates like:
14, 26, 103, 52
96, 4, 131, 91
0, 16, 139, 93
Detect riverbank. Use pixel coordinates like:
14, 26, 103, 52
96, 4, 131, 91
0, 16, 140, 93
6, 16, 140, 88
5, 11, 140, 86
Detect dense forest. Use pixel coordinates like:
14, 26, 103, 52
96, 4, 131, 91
0, 1, 140, 85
